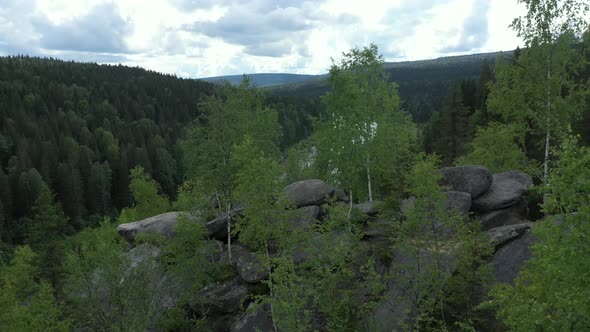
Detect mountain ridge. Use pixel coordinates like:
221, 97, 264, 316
200, 50, 512, 89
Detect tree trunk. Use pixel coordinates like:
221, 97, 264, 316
265, 245, 278, 332
543, 55, 552, 204
226, 200, 232, 265
347, 190, 353, 221
366, 154, 373, 202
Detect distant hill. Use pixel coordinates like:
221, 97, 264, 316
201, 73, 321, 88
268, 51, 512, 122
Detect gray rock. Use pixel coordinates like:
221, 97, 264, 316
288, 205, 321, 230
355, 200, 383, 216
125, 244, 161, 269
400, 196, 416, 215
366, 248, 456, 331
487, 223, 533, 249
201, 240, 224, 263
491, 231, 536, 284
232, 304, 273, 332
292, 230, 354, 265
236, 252, 268, 283
401, 192, 471, 215
283, 179, 348, 208
479, 197, 528, 230
440, 165, 493, 199
363, 217, 394, 239
473, 171, 533, 212
189, 278, 248, 315
220, 243, 251, 267
116, 211, 199, 243
205, 208, 244, 240
446, 191, 472, 213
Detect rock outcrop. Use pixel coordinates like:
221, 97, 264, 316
445, 191, 472, 213
354, 200, 382, 216
487, 223, 533, 249
479, 197, 528, 230
113, 167, 539, 331
232, 304, 273, 332
117, 212, 198, 243
205, 208, 244, 240
472, 171, 533, 212
283, 179, 349, 207
491, 229, 536, 284
236, 252, 268, 283
440, 165, 493, 199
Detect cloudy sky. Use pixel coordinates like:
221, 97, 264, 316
0, 0, 525, 78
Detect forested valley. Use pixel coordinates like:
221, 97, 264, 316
1, 1, 590, 331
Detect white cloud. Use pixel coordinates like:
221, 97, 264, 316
0, 0, 525, 77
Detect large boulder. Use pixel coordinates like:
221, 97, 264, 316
440, 165, 493, 199
236, 252, 268, 284
283, 179, 348, 208
363, 217, 394, 239
116, 212, 198, 243
401, 192, 471, 215
487, 223, 533, 249
478, 197, 528, 231
188, 278, 249, 331
491, 230, 536, 284
446, 191, 472, 213
473, 171, 533, 212
354, 200, 383, 216
189, 278, 248, 315
125, 244, 161, 268
232, 304, 273, 332
287, 205, 321, 230
366, 248, 456, 331
205, 208, 244, 240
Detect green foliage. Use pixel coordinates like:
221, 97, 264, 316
233, 136, 291, 251
392, 153, 492, 330
443, 221, 493, 330
183, 77, 282, 212
63, 219, 162, 331
284, 139, 319, 184
26, 185, 69, 289
314, 44, 416, 201
0, 246, 70, 331
119, 166, 169, 223
304, 203, 383, 331
433, 82, 470, 165
490, 137, 590, 331
456, 122, 535, 173
173, 180, 216, 223
488, 0, 589, 180
0, 56, 219, 244
161, 215, 220, 290
542, 136, 590, 214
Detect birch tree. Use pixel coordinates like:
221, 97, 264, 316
488, 0, 589, 186
183, 77, 281, 263
314, 44, 416, 202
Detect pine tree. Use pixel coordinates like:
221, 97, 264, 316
27, 185, 68, 289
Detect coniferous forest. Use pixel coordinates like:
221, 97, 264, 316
1, 1, 590, 331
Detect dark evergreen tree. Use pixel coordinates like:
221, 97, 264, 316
26, 185, 68, 289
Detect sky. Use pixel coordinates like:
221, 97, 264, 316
0, 0, 526, 78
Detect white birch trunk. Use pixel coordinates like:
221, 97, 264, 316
347, 190, 353, 221
543, 55, 551, 204
265, 246, 278, 332
226, 201, 232, 265
366, 154, 373, 202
